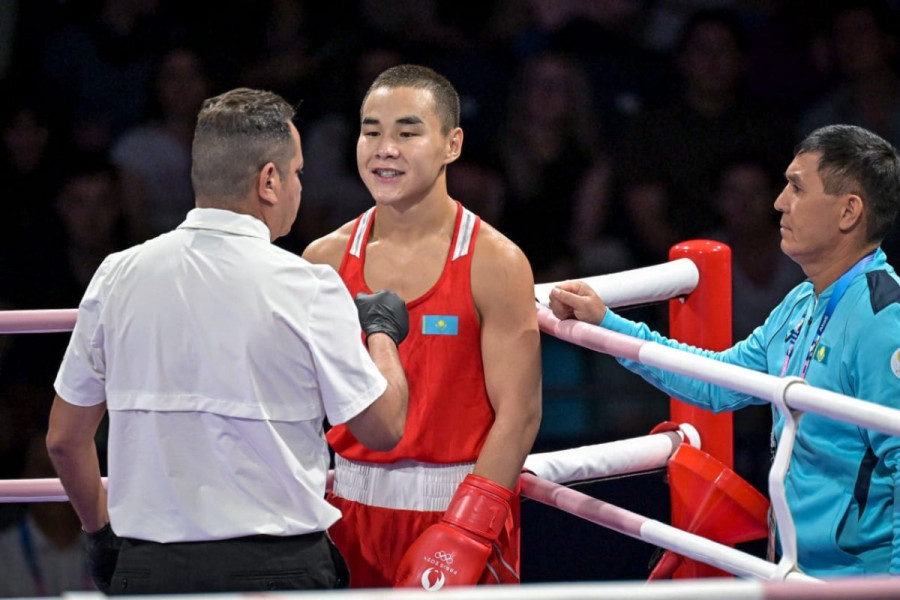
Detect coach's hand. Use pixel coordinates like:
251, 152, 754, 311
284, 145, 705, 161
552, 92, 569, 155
355, 290, 409, 346
549, 281, 608, 325
84, 522, 122, 593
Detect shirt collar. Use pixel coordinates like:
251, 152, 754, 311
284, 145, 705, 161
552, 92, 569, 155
813, 247, 884, 303
177, 208, 271, 241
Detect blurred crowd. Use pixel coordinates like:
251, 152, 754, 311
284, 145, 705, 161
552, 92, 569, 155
2, 0, 900, 590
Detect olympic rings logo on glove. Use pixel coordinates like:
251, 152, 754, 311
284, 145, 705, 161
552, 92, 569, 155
435, 551, 454, 564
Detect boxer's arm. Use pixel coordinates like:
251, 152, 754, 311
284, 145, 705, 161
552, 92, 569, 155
470, 226, 542, 489
301, 223, 353, 271
395, 230, 540, 588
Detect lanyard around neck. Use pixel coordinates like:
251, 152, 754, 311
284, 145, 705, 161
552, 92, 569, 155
780, 252, 875, 379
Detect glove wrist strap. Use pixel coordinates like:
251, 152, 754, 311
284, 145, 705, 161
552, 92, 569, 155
442, 474, 513, 542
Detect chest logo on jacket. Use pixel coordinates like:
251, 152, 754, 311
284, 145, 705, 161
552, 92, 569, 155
891, 349, 900, 378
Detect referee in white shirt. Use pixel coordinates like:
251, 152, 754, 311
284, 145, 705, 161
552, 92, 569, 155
45, 88, 410, 594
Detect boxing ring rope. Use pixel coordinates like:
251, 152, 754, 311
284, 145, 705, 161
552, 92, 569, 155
535, 304, 900, 440
534, 254, 900, 581
5, 427, 817, 582
0, 308, 77, 333
533, 258, 700, 310
0, 429, 819, 584
41, 576, 900, 600
4, 257, 900, 596
0, 427, 695, 502
519, 473, 814, 583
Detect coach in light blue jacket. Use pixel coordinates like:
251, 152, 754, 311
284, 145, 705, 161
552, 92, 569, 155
550, 124, 900, 577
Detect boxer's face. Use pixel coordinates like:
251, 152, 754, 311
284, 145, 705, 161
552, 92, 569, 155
356, 86, 461, 209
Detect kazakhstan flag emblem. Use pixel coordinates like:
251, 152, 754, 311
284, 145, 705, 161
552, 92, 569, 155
422, 315, 458, 335
815, 344, 828, 363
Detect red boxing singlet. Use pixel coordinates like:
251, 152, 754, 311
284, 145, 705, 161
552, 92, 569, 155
327, 202, 493, 463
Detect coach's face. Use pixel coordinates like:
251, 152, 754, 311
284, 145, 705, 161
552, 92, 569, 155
774, 151, 847, 269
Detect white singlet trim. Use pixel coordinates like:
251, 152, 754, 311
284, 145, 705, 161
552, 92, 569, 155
349, 207, 475, 262
333, 455, 474, 511
349, 208, 375, 258
451, 208, 476, 261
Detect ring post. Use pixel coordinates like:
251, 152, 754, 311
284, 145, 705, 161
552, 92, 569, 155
668, 240, 734, 578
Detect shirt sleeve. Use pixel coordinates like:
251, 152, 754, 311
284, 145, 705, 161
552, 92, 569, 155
306, 269, 387, 426
601, 309, 770, 412
853, 305, 900, 574
53, 256, 114, 406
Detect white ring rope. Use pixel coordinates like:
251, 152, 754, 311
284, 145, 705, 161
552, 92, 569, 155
4, 260, 899, 438
523, 426, 697, 484
533, 258, 699, 309
0, 430, 690, 502
535, 304, 900, 442
38, 577, 900, 599
0, 258, 698, 334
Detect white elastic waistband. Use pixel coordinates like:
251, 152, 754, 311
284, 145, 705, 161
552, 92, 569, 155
333, 456, 475, 511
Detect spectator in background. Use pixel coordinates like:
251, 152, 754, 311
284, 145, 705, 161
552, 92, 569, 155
38, 0, 171, 153
0, 435, 93, 597
617, 8, 790, 266
0, 91, 64, 308
44, 157, 128, 308
291, 45, 405, 251
0, 159, 125, 454
111, 46, 211, 243
704, 156, 805, 492
705, 156, 805, 341
496, 50, 617, 284
797, 1, 900, 261
798, 2, 900, 148
538, 0, 670, 140
237, 0, 321, 102
447, 153, 506, 226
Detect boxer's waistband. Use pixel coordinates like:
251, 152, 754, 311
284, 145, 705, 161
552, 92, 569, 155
333, 455, 475, 511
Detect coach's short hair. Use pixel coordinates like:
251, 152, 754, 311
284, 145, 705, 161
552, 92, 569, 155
796, 124, 900, 244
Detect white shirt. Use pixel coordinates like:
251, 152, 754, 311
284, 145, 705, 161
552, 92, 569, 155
54, 208, 387, 542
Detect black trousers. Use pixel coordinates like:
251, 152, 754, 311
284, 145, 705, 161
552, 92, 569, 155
109, 531, 349, 594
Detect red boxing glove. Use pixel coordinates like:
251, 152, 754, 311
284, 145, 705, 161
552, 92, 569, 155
394, 474, 514, 590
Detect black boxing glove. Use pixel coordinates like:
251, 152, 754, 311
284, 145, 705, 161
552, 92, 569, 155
84, 522, 122, 593
355, 290, 409, 346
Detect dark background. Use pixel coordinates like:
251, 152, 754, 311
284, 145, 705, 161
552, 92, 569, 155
0, 0, 897, 588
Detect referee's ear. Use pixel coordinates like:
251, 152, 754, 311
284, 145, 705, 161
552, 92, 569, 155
258, 162, 279, 207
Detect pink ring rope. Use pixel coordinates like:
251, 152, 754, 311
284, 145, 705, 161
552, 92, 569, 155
0, 309, 77, 333
3, 269, 900, 595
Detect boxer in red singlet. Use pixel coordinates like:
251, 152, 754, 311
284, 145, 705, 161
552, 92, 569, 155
303, 64, 541, 589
